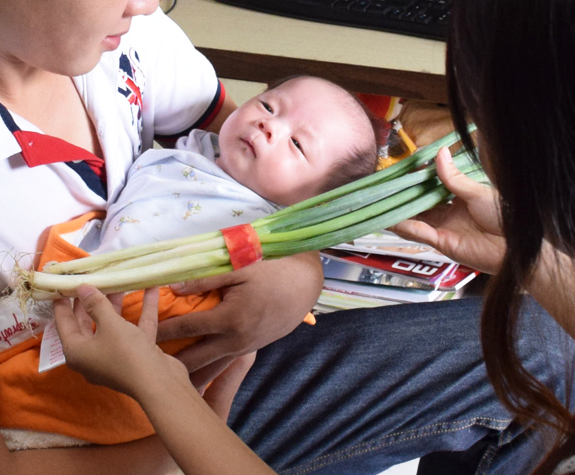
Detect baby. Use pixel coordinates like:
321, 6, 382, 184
79, 75, 384, 253
0, 76, 386, 450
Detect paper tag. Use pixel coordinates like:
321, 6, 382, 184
38, 321, 66, 373
0, 297, 49, 351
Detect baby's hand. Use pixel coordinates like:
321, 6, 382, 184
54, 285, 188, 400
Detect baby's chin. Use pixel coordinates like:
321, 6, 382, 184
262, 190, 312, 207
216, 156, 236, 179
250, 187, 287, 206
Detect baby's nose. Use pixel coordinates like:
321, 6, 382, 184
258, 119, 285, 142
258, 120, 271, 139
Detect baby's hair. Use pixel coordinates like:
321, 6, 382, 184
266, 75, 390, 194
320, 94, 390, 193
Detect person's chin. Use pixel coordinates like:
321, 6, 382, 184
61, 55, 102, 77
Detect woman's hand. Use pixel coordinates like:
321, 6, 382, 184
54, 286, 275, 475
156, 252, 323, 388
391, 147, 506, 275
54, 285, 252, 421
53, 285, 189, 400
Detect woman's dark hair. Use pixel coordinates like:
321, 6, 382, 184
447, 0, 575, 472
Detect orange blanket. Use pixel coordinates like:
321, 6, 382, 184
0, 212, 220, 444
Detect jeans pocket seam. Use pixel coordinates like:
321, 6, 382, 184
281, 417, 512, 475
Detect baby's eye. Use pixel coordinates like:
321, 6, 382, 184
261, 101, 273, 114
291, 137, 303, 152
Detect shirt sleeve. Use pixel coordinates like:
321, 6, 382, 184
129, 9, 224, 143
154, 80, 227, 148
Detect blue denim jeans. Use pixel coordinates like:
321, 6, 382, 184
228, 296, 574, 474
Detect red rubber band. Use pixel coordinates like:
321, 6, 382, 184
221, 224, 263, 270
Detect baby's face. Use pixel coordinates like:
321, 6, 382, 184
217, 77, 367, 206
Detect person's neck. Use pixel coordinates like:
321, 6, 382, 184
0, 53, 70, 124
0, 53, 102, 157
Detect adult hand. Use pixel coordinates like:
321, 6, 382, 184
157, 252, 323, 388
391, 147, 506, 275
53, 285, 189, 400
202, 352, 256, 422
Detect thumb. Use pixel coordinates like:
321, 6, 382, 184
169, 271, 238, 296
435, 147, 486, 201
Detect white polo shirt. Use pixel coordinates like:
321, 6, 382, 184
0, 8, 221, 290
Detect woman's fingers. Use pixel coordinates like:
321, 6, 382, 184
435, 147, 486, 201
107, 292, 125, 315
53, 297, 83, 344
157, 305, 227, 343
138, 287, 160, 341
72, 297, 97, 337
189, 355, 236, 390
390, 217, 440, 250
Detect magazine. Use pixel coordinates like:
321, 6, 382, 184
322, 278, 463, 305
321, 250, 479, 291
333, 230, 456, 264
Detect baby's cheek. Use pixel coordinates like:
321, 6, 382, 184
252, 179, 287, 204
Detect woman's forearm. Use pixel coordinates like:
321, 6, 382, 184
9, 435, 177, 475
136, 374, 277, 475
1, 436, 17, 474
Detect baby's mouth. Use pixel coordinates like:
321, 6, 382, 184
243, 138, 256, 157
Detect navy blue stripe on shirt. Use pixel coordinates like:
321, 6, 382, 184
189, 80, 224, 130
65, 161, 107, 200
0, 103, 20, 133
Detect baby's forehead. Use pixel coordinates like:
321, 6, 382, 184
274, 76, 347, 99
269, 77, 374, 143
281, 78, 365, 118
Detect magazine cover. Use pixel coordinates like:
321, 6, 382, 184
321, 250, 479, 291
333, 230, 456, 264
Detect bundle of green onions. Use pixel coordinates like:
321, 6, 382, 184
19, 127, 487, 302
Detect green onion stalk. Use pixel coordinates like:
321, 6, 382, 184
19, 126, 486, 302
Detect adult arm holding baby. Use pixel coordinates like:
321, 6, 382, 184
160, 252, 324, 387
0, 0, 323, 470
0, 0, 323, 387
